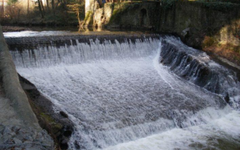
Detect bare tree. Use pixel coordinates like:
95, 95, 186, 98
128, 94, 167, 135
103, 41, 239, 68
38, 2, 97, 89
1, 0, 4, 18
38, 0, 45, 18
52, 0, 55, 13
27, 0, 29, 15
46, 0, 49, 10
67, 4, 84, 31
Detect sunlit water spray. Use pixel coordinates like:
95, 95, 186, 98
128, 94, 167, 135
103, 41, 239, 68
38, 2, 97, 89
9, 36, 240, 150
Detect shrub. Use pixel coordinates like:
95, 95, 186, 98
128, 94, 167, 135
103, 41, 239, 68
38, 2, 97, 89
202, 36, 215, 48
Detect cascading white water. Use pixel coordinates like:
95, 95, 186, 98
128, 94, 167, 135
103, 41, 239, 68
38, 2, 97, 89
9, 35, 240, 150
160, 37, 240, 109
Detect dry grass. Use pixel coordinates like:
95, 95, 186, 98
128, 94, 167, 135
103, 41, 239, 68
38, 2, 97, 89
2, 26, 31, 32
203, 44, 240, 66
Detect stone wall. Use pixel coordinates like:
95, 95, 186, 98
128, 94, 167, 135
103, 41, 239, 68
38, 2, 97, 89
93, 2, 159, 29
158, 2, 240, 48
94, 2, 240, 47
91, 1, 240, 65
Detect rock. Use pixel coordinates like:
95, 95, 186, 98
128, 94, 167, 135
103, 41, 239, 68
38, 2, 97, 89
3, 127, 11, 135
74, 140, 80, 149
3, 136, 14, 144
224, 93, 230, 103
18, 76, 71, 150
13, 138, 22, 144
24, 135, 33, 141
60, 111, 69, 118
0, 124, 4, 133
43, 139, 54, 147
0, 135, 4, 143
10, 132, 16, 137
25, 146, 42, 150
11, 126, 20, 133
24, 145, 49, 150
19, 128, 27, 134
63, 126, 73, 137
181, 28, 190, 38
24, 140, 33, 144
57, 125, 74, 150
60, 142, 69, 150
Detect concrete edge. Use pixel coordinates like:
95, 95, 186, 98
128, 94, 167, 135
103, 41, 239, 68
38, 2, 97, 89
0, 26, 40, 129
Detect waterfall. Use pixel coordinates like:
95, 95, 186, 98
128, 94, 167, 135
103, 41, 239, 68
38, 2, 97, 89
11, 38, 157, 68
160, 37, 240, 109
7, 33, 240, 150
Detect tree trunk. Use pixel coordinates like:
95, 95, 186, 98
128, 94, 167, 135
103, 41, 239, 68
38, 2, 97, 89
1, 0, 4, 18
40, 0, 45, 13
52, 0, 55, 14
27, 0, 29, 15
76, 8, 84, 31
46, 0, 50, 10
38, 0, 44, 18
77, 11, 81, 26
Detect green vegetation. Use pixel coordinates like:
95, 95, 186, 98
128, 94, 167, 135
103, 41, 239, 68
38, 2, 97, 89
196, 0, 240, 3
28, 95, 63, 150
83, 11, 93, 26
161, 0, 177, 10
109, 2, 141, 24
68, 3, 85, 30
1, 0, 85, 26
200, 2, 237, 12
1, 0, 240, 27
40, 112, 63, 134
108, 3, 127, 24
7, 0, 17, 5
159, 0, 240, 12
202, 36, 216, 48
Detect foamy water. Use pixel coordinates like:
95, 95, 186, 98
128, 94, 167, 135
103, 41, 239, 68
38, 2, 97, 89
9, 36, 240, 149
102, 107, 240, 150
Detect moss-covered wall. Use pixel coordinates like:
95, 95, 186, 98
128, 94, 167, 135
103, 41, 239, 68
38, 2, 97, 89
92, 1, 240, 65
159, 1, 240, 65
96, 2, 159, 29
159, 2, 240, 48
98, 1, 239, 46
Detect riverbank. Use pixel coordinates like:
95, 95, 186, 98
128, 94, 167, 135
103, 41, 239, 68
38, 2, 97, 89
19, 75, 75, 150
203, 45, 240, 68
2, 26, 80, 32
0, 26, 54, 149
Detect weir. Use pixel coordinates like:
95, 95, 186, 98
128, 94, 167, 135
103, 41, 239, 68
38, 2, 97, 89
5, 32, 240, 150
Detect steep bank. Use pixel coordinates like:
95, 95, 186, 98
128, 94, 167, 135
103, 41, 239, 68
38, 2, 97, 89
19, 75, 75, 150
91, 1, 240, 67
